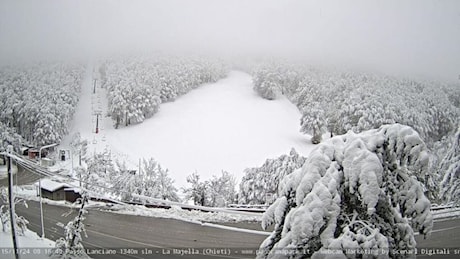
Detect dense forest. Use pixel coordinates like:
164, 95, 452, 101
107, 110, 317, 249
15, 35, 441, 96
0, 63, 84, 148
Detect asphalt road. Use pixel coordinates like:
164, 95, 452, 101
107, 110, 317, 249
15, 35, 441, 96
415, 218, 460, 259
2, 166, 460, 258
13, 201, 266, 259
10, 200, 460, 259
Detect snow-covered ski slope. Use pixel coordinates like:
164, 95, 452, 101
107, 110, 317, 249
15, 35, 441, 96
63, 67, 315, 189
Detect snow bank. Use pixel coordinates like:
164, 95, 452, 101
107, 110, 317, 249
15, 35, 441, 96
106, 203, 262, 224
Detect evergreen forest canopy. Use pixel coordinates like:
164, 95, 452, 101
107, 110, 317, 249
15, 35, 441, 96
0, 62, 84, 148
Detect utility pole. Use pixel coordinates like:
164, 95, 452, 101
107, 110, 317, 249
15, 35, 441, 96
94, 110, 102, 134
39, 179, 45, 239
7, 145, 19, 259
96, 114, 99, 134
68, 149, 74, 177
93, 79, 97, 94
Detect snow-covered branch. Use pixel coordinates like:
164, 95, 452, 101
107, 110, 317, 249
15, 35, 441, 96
258, 124, 433, 259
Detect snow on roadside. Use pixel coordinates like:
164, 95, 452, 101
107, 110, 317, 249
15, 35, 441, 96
0, 229, 55, 258
12, 184, 261, 225
11, 184, 106, 210
105, 203, 262, 224
432, 207, 460, 221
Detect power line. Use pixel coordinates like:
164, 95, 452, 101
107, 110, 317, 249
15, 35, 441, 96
3, 151, 261, 216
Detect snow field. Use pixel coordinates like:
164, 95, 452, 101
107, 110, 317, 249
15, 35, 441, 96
63, 68, 315, 190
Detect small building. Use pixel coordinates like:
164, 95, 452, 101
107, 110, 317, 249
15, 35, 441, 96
28, 148, 40, 159
20, 147, 30, 156
64, 187, 82, 203
36, 179, 81, 202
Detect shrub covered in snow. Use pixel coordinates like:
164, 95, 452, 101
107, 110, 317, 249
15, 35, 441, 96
0, 188, 29, 235
101, 55, 228, 128
0, 63, 84, 147
239, 148, 306, 205
258, 124, 433, 259
114, 158, 180, 202
80, 153, 180, 202
183, 171, 237, 207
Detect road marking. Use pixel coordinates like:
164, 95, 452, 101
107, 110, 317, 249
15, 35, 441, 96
202, 222, 271, 236
86, 229, 164, 248
85, 229, 238, 259
431, 225, 460, 233
415, 224, 460, 235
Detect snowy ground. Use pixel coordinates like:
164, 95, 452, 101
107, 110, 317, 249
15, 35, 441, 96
0, 229, 55, 258
59, 66, 315, 189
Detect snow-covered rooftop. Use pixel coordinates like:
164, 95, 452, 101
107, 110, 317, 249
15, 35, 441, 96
35, 179, 69, 192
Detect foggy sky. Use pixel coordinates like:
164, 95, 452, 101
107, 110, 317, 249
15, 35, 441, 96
1, 0, 459, 81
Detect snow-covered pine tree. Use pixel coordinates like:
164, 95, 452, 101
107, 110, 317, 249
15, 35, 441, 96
50, 195, 89, 259
258, 124, 433, 259
253, 69, 282, 100
439, 126, 460, 206
300, 106, 327, 144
